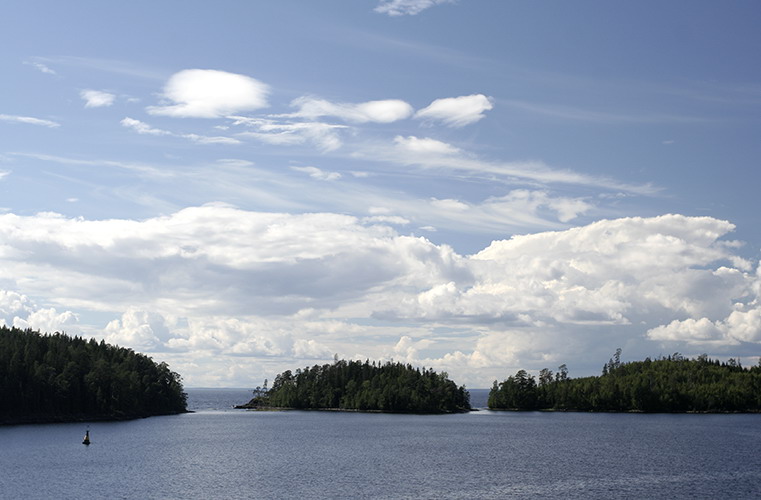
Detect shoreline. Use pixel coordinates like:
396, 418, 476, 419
233, 404, 474, 415
0, 409, 192, 427
485, 407, 761, 414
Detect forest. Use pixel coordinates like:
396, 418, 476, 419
239, 358, 471, 413
488, 349, 761, 412
0, 326, 187, 424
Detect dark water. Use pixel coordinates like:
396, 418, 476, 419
1, 389, 759, 499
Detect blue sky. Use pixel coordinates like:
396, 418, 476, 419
2, 0, 760, 387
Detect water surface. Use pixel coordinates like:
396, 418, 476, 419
1, 389, 758, 499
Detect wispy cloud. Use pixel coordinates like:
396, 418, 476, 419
415, 94, 493, 127
0, 114, 60, 128
502, 99, 711, 124
32, 56, 166, 80
375, 0, 455, 16
121, 117, 241, 145
8, 152, 173, 178
231, 116, 346, 152
24, 60, 56, 75
80, 89, 116, 108
378, 136, 659, 195
286, 97, 413, 123
291, 166, 342, 181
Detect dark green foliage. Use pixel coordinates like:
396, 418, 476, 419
489, 352, 761, 412
0, 326, 187, 423
253, 359, 470, 413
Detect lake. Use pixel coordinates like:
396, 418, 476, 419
1, 388, 759, 499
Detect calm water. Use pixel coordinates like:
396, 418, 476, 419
1, 389, 759, 499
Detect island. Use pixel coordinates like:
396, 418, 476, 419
489, 349, 761, 412
237, 359, 471, 413
0, 326, 187, 424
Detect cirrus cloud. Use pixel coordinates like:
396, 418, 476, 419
0, 114, 60, 128
375, 0, 455, 16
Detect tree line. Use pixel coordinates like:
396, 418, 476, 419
489, 350, 761, 412
0, 326, 187, 423
240, 358, 470, 413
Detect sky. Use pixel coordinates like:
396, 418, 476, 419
2, 0, 761, 388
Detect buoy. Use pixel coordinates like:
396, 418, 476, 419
82, 430, 90, 445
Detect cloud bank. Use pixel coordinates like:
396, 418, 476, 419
0, 206, 757, 386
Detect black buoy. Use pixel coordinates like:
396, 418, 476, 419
82, 429, 90, 445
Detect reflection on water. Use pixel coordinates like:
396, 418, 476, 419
1, 389, 759, 499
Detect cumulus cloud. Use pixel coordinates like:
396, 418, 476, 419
80, 89, 116, 108
14, 308, 79, 334
0, 114, 60, 128
104, 308, 175, 351
0, 207, 757, 386
147, 69, 269, 118
289, 97, 413, 123
0, 289, 79, 333
375, 0, 455, 16
415, 94, 494, 127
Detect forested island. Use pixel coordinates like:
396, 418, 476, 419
0, 326, 187, 424
489, 350, 761, 413
237, 359, 470, 413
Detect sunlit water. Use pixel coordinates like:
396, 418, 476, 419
1, 388, 759, 499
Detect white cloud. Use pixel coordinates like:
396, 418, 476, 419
121, 117, 170, 136
80, 89, 116, 108
291, 166, 342, 181
14, 308, 79, 334
0, 208, 756, 387
375, 0, 455, 16
104, 308, 175, 351
393, 135, 461, 155
415, 94, 493, 127
647, 305, 761, 345
182, 133, 241, 145
289, 97, 413, 123
147, 69, 269, 118
0, 289, 79, 333
362, 215, 410, 225
430, 198, 469, 212
0, 114, 60, 128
